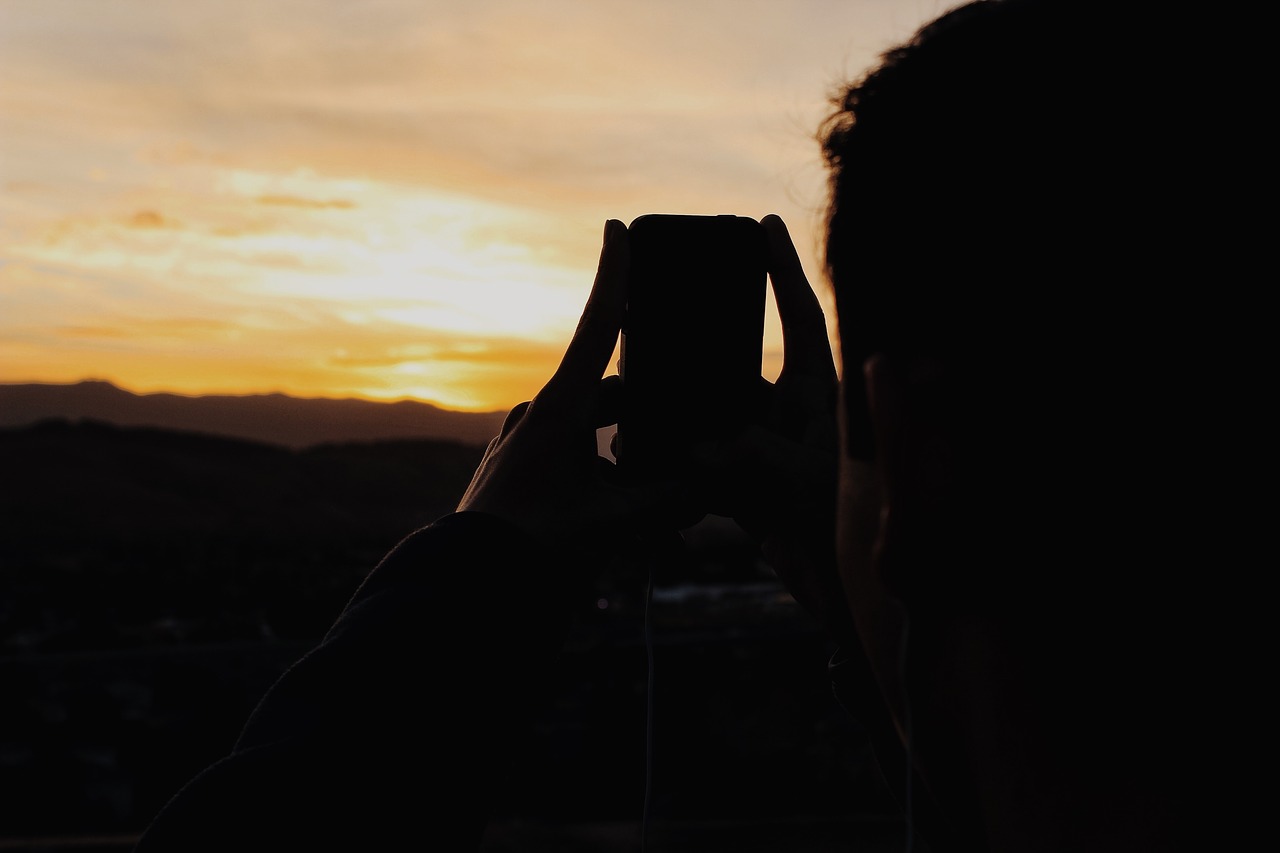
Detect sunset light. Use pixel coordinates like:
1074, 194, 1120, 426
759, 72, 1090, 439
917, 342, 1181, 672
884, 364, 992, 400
1, 0, 959, 412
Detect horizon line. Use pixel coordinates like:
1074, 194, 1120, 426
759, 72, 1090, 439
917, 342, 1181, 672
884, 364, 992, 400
0, 378, 512, 414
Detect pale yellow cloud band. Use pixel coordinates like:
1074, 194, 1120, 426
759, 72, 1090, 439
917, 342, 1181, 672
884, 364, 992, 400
0, 0, 957, 410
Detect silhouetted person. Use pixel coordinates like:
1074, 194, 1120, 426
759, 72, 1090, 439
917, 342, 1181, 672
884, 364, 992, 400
136, 1, 1227, 849
806, 2, 1222, 849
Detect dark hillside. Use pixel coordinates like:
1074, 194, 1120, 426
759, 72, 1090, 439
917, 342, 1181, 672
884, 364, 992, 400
0, 419, 484, 648
0, 380, 508, 449
0, 419, 898, 848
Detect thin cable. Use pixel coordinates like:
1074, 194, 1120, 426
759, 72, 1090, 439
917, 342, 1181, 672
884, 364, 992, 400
899, 612, 914, 853
640, 558, 656, 853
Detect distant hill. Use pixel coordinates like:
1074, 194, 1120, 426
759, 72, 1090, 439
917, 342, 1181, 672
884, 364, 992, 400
0, 418, 489, 647
0, 380, 508, 449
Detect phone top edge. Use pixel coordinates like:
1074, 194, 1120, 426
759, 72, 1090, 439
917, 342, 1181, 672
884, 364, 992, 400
627, 213, 761, 229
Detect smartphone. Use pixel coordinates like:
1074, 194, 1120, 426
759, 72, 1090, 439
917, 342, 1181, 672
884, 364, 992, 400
616, 214, 768, 486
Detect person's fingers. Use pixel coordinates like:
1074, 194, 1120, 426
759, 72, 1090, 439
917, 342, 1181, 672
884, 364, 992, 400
594, 373, 624, 430
761, 214, 835, 383
541, 219, 629, 404
757, 370, 837, 440
699, 424, 835, 494
499, 400, 532, 437
624, 479, 704, 536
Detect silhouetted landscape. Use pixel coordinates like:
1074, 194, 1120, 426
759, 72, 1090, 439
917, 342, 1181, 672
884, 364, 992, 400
0, 381, 510, 449
0, 396, 902, 851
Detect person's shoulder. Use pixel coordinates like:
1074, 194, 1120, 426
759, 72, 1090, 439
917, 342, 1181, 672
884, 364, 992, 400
357, 511, 549, 594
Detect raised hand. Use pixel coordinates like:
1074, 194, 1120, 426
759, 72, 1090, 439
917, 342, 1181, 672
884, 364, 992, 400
695, 214, 853, 644
456, 219, 671, 554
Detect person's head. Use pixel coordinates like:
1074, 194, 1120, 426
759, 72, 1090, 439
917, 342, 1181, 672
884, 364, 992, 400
820, 0, 1213, 847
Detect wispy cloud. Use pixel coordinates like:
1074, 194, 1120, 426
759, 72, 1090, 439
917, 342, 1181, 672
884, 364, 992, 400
255, 195, 356, 210
0, 0, 957, 408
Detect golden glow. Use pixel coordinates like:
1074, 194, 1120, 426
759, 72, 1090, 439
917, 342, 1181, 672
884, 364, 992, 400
0, 1, 941, 411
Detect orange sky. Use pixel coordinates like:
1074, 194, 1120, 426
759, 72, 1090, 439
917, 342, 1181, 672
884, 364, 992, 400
0, 0, 959, 411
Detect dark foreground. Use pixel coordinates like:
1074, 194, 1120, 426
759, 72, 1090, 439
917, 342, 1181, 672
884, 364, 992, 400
1, 421, 907, 850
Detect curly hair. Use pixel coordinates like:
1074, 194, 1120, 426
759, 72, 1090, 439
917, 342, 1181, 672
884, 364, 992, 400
819, 0, 1168, 458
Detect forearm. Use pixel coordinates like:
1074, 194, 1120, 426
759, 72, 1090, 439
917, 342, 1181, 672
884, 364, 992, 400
135, 512, 588, 852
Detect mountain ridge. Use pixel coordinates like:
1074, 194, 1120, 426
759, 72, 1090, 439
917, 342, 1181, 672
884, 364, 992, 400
0, 380, 509, 449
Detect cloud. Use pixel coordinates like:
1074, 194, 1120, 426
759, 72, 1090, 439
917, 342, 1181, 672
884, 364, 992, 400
255, 195, 356, 210
2, 0, 912, 210
57, 316, 233, 340
0, 0, 944, 408
126, 210, 181, 229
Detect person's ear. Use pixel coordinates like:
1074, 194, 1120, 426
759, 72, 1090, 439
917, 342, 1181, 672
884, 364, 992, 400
864, 354, 955, 602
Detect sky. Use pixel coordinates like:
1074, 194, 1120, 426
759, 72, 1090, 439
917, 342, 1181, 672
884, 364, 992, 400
0, 0, 961, 412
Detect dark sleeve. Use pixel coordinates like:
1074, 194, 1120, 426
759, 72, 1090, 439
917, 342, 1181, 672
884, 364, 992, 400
829, 644, 982, 853
828, 642, 912, 800
134, 511, 589, 852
